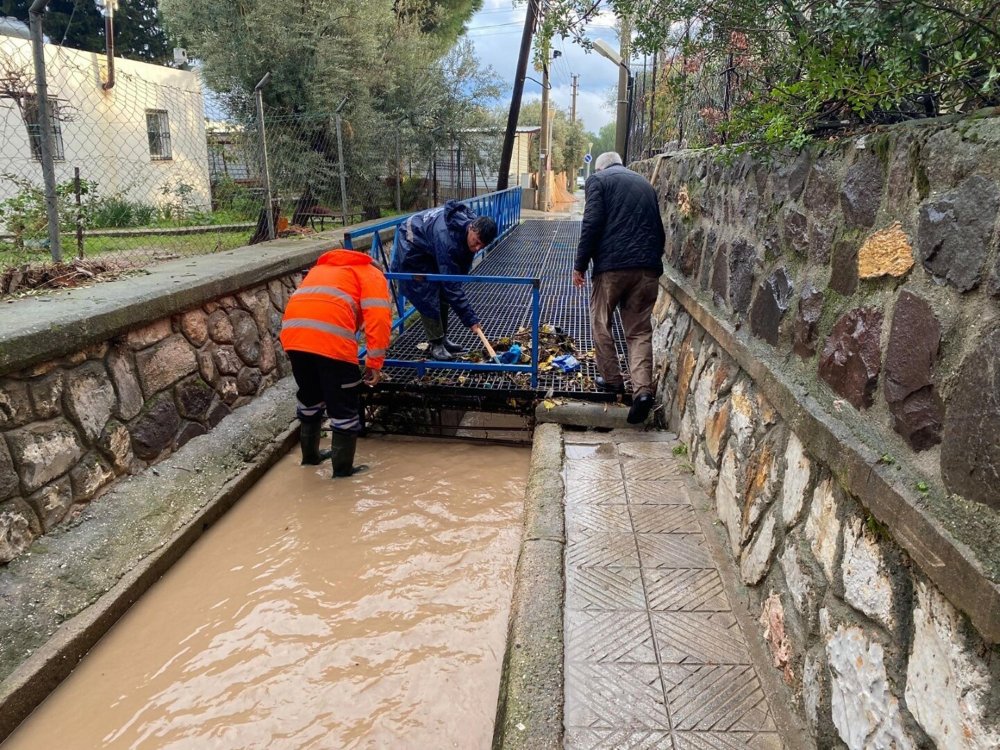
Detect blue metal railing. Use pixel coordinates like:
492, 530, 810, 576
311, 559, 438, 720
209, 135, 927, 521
377, 272, 541, 389
345, 188, 539, 388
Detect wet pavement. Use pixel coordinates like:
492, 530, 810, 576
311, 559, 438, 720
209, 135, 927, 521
561, 433, 786, 749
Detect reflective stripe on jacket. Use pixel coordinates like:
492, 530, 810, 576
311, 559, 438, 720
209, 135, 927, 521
279, 249, 392, 369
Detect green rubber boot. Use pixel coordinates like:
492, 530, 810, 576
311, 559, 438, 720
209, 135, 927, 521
299, 420, 331, 465
331, 432, 368, 478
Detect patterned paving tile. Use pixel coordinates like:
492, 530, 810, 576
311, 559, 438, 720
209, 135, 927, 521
565, 443, 619, 460
564, 727, 675, 749
618, 442, 676, 459
631, 505, 701, 533
565, 480, 628, 506
623, 458, 691, 482
662, 664, 777, 733
651, 612, 751, 664
645, 569, 731, 612
565, 459, 625, 482
636, 533, 714, 568
566, 566, 647, 611
567, 532, 640, 568
564, 662, 671, 730
566, 610, 657, 663
627, 480, 694, 505
566, 504, 633, 534
673, 731, 784, 749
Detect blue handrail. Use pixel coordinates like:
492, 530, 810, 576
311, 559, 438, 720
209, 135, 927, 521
360, 271, 542, 389
347, 187, 537, 389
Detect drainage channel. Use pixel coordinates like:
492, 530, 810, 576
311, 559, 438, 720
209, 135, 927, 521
2, 436, 528, 749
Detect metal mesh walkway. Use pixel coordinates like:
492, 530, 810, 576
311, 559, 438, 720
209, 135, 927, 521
379, 219, 629, 400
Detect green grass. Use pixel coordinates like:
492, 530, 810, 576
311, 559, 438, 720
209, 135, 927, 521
1, 230, 252, 269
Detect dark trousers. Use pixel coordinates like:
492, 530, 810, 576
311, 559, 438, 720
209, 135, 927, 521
288, 351, 363, 435
591, 269, 659, 396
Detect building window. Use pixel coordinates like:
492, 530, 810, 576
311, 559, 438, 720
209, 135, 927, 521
24, 96, 65, 161
146, 110, 172, 160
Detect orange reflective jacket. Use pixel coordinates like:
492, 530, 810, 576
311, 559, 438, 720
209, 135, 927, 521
279, 250, 392, 369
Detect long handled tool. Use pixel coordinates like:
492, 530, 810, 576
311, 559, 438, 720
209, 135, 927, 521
474, 326, 503, 364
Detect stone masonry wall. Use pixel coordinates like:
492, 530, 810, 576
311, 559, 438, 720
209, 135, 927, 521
638, 111, 1000, 511
0, 274, 304, 564
642, 113, 1000, 748
652, 301, 999, 748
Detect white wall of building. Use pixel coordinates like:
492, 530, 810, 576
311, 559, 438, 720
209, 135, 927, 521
0, 37, 211, 224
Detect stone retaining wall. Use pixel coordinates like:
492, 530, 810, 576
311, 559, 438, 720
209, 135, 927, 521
0, 275, 306, 563
638, 111, 1000, 511
642, 112, 1000, 748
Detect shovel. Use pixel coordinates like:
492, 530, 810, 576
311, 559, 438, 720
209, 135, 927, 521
474, 326, 503, 365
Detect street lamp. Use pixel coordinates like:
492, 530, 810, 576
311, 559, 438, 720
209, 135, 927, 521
592, 39, 635, 164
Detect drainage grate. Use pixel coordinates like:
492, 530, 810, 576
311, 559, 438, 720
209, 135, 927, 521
379, 220, 631, 398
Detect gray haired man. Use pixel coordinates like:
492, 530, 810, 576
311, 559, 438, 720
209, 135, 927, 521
573, 152, 666, 424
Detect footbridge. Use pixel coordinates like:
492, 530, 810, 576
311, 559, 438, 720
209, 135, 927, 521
345, 189, 631, 420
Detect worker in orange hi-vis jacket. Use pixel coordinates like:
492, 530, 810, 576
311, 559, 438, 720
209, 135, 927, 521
279, 247, 392, 478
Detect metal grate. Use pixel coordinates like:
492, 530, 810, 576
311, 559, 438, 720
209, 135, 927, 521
379, 219, 631, 398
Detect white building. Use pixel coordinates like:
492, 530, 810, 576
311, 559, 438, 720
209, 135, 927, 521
0, 34, 211, 225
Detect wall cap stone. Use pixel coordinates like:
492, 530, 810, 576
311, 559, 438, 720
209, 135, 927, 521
661, 266, 1000, 644
0, 223, 386, 378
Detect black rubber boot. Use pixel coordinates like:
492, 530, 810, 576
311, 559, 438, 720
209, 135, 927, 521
428, 338, 455, 361
627, 393, 655, 424
299, 420, 331, 465
440, 311, 465, 354
442, 338, 466, 354
330, 432, 368, 478
596, 375, 626, 395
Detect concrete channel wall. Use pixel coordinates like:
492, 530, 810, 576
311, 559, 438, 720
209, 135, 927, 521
0, 230, 378, 566
636, 112, 1000, 748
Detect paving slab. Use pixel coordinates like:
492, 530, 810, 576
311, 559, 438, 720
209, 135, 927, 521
561, 433, 810, 749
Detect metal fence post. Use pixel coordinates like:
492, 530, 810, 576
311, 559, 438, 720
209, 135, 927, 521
335, 114, 349, 222
28, 0, 62, 263
74, 167, 84, 259
253, 72, 275, 241
394, 130, 401, 213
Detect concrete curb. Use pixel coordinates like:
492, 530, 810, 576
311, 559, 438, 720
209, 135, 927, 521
0, 382, 300, 742
493, 422, 565, 750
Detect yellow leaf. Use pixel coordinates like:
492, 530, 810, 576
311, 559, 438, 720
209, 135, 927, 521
542, 399, 557, 410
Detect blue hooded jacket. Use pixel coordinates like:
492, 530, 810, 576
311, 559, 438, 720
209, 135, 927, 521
390, 200, 479, 328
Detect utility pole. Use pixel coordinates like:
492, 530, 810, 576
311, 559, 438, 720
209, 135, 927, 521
615, 17, 631, 159
496, 0, 538, 191
539, 41, 550, 213
571, 74, 579, 124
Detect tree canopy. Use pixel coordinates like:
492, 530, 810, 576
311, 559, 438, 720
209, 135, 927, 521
1, 0, 172, 64
517, 99, 586, 177
160, 0, 500, 213
540, 0, 1000, 149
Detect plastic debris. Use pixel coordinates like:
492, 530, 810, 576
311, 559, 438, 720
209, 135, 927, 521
498, 342, 523, 364
551, 354, 580, 373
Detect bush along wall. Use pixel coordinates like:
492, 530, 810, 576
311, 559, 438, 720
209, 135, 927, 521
640, 110, 1000, 749
0, 275, 304, 564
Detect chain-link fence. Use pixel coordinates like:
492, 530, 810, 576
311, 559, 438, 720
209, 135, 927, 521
626, 39, 750, 159
1, 28, 504, 297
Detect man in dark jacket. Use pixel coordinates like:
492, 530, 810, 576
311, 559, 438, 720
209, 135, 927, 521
574, 152, 665, 424
391, 200, 498, 361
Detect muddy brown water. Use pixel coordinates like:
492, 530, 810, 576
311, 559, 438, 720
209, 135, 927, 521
4, 438, 527, 750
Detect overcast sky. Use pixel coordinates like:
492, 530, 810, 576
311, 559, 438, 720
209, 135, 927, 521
463, 0, 627, 135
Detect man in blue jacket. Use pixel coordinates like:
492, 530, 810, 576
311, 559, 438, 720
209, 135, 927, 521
391, 200, 498, 361
574, 152, 665, 424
